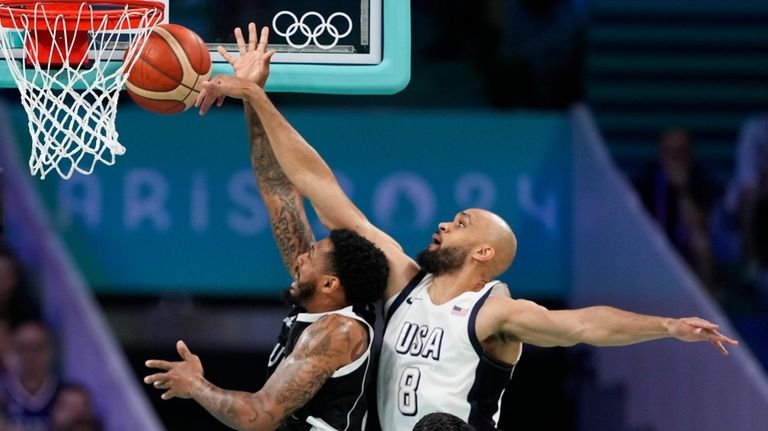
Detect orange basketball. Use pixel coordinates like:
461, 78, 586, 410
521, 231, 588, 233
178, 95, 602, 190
124, 24, 212, 114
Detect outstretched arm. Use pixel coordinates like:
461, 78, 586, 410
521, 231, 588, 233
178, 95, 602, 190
222, 24, 314, 271
478, 296, 738, 355
196, 67, 420, 300
144, 315, 368, 431
247, 102, 314, 271
197, 77, 368, 233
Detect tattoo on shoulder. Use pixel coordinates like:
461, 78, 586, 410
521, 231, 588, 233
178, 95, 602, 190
296, 315, 347, 358
351, 338, 366, 362
306, 315, 368, 361
264, 315, 370, 416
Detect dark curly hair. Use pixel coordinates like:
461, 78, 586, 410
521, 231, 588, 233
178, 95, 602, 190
328, 229, 389, 307
412, 413, 475, 431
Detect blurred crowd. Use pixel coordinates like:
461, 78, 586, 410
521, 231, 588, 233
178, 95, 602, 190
632, 117, 768, 314
0, 244, 101, 431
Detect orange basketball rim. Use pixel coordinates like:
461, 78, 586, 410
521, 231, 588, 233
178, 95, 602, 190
0, 0, 165, 65
0, 1, 167, 179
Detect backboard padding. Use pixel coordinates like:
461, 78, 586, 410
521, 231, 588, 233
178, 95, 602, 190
0, 0, 410, 94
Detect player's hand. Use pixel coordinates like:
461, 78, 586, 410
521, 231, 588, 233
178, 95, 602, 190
666, 317, 738, 355
144, 340, 205, 400
217, 23, 276, 88
196, 74, 259, 115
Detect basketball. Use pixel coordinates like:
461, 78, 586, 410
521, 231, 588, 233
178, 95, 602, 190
124, 24, 212, 114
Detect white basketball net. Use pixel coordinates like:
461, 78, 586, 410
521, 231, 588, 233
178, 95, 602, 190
0, 2, 163, 179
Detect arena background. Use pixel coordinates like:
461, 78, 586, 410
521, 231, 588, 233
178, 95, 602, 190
2, 0, 768, 430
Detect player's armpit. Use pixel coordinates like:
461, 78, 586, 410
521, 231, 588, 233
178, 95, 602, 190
259, 313, 369, 417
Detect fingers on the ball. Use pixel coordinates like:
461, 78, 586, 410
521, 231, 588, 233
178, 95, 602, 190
202, 97, 217, 115
196, 94, 212, 114
194, 91, 204, 108
199, 101, 213, 115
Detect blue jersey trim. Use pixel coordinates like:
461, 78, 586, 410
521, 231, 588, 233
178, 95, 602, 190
384, 270, 427, 327
466, 284, 516, 431
467, 286, 495, 357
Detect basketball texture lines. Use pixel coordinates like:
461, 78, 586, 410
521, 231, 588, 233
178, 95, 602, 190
125, 24, 211, 114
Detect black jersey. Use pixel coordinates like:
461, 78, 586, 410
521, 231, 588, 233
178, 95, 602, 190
267, 304, 376, 431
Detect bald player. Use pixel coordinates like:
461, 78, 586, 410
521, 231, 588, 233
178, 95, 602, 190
196, 64, 738, 431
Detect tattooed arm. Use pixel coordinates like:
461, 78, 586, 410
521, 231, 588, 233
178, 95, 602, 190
198, 24, 418, 300
247, 103, 315, 271
144, 314, 369, 431
223, 23, 314, 270
240, 24, 313, 270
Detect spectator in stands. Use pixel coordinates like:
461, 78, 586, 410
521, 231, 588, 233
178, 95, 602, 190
51, 384, 99, 431
0, 320, 60, 431
0, 320, 11, 373
61, 418, 103, 431
635, 128, 718, 289
0, 244, 42, 375
723, 113, 768, 297
0, 244, 42, 328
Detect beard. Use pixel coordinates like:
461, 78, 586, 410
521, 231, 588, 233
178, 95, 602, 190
416, 245, 470, 276
282, 280, 316, 307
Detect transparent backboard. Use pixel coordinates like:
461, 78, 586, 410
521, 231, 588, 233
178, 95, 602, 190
0, 0, 410, 94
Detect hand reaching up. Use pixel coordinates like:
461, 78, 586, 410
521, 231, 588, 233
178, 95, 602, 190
218, 22, 276, 87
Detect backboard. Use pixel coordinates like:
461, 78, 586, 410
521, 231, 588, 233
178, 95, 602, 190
0, 0, 411, 94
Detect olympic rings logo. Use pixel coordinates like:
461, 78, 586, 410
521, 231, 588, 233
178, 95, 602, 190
272, 11, 353, 50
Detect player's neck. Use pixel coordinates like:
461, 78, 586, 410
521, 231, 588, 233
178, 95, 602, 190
302, 295, 348, 314
430, 269, 488, 305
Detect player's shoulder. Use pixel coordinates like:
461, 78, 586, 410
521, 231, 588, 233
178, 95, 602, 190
489, 281, 511, 298
292, 313, 369, 365
311, 313, 368, 345
312, 312, 365, 334
480, 295, 545, 321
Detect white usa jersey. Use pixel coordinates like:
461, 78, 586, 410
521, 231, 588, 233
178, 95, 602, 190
377, 271, 517, 431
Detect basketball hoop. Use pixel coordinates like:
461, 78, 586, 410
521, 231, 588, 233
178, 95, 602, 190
0, 1, 165, 179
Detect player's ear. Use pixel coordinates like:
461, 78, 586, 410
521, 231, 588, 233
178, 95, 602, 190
320, 275, 341, 294
472, 244, 495, 263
